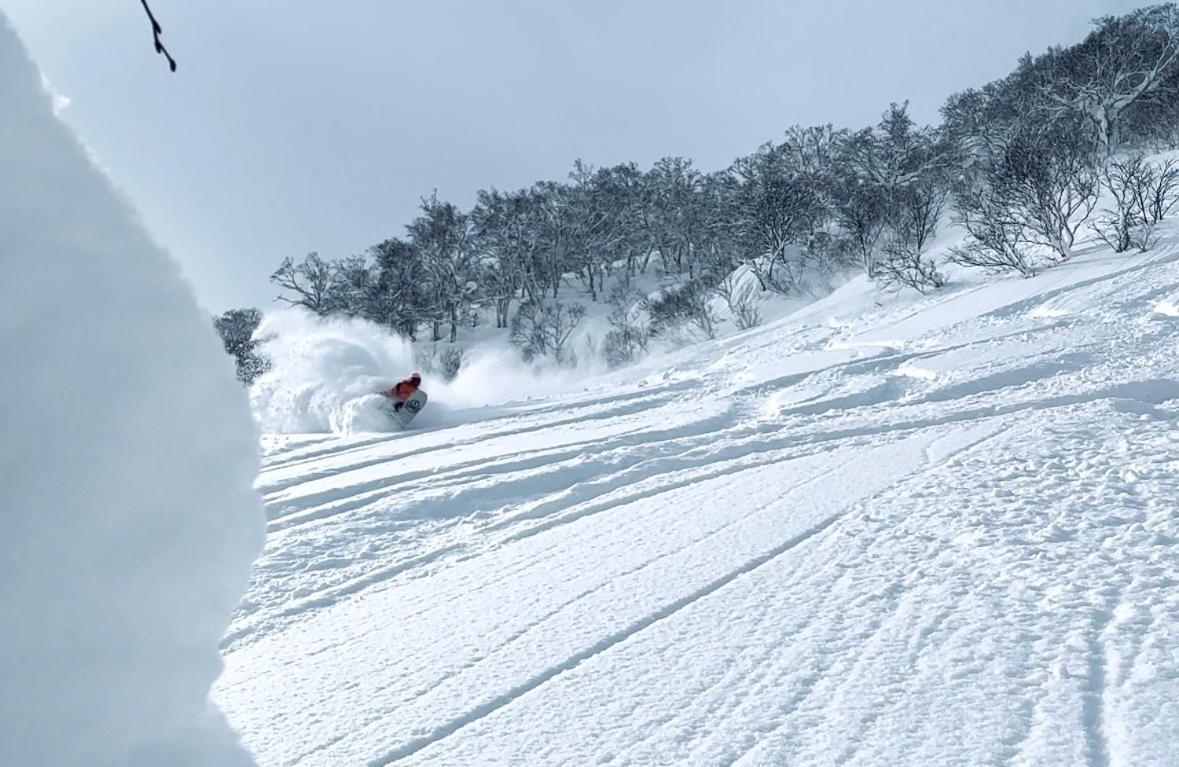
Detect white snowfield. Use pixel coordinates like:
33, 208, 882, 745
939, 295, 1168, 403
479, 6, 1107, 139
218, 239, 1179, 766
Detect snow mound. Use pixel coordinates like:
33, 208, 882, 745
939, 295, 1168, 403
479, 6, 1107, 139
0, 15, 263, 767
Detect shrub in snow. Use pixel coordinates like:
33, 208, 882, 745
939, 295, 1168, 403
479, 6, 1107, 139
729, 283, 763, 330
1095, 157, 1147, 253
510, 299, 586, 365
603, 326, 644, 367
948, 203, 1037, 277
710, 270, 763, 331
417, 343, 466, 382
829, 172, 889, 277
0, 15, 263, 766
603, 279, 651, 367
439, 345, 466, 380
1137, 156, 1179, 224
1094, 154, 1179, 253
877, 184, 948, 294
648, 281, 719, 340
951, 131, 1099, 275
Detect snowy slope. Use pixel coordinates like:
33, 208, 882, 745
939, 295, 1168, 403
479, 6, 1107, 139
217, 235, 1179, 766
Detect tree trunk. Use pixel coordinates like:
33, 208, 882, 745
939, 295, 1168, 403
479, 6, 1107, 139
862, 245, 877, 278
749, 261, 767, 291
1095, 105, 1114, 158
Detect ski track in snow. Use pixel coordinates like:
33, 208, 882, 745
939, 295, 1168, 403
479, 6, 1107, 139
216, 242, 1179, 766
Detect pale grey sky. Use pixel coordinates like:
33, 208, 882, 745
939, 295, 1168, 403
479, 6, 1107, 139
3, 0, 1144, 311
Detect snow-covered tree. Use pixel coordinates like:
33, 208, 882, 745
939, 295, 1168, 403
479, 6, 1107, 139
324, 255, 375, 316
999, 133, 1100, 261
726, 143, 825, 293
530, 180, 579, 300
261, 4, 1179, 351
878, 180, 948, 293
471, 189, 534, 327
833, 103, 948, 289
1027, 5, 1179, 155
367, 237, 430, 340
214, 308, 270, 384
564, 161, 642, 302
1095, 154, 1179, 252
643, 157, 714, 278
407, 193, 477, 343
951, 129, 1099, 274
271, 252, 333, 314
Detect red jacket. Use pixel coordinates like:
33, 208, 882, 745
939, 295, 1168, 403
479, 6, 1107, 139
387, 377, 420, 402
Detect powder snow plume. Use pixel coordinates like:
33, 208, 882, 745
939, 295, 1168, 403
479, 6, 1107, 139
250, 308, 602, 433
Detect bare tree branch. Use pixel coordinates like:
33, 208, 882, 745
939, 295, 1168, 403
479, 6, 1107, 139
140, 0, 177, 72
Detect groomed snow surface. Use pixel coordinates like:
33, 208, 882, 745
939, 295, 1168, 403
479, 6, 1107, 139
218, 232, 1179, 765
0, 14, 263, 767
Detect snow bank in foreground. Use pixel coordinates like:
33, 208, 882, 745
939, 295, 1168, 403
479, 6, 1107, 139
251, 308, 602, 433
0, 15, 263, 767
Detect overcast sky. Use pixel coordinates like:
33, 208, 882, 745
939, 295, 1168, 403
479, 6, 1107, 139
3, 0, 1144, 311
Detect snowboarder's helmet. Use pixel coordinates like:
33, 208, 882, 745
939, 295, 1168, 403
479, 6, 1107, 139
410, 372, 421, 383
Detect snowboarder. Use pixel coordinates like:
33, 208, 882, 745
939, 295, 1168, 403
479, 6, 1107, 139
383, 372, 422, 412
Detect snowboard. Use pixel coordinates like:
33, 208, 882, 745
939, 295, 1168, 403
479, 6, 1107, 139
394, 389, 428, 427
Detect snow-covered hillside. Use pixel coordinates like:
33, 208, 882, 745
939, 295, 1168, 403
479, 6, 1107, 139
216, 231, 1179, 765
